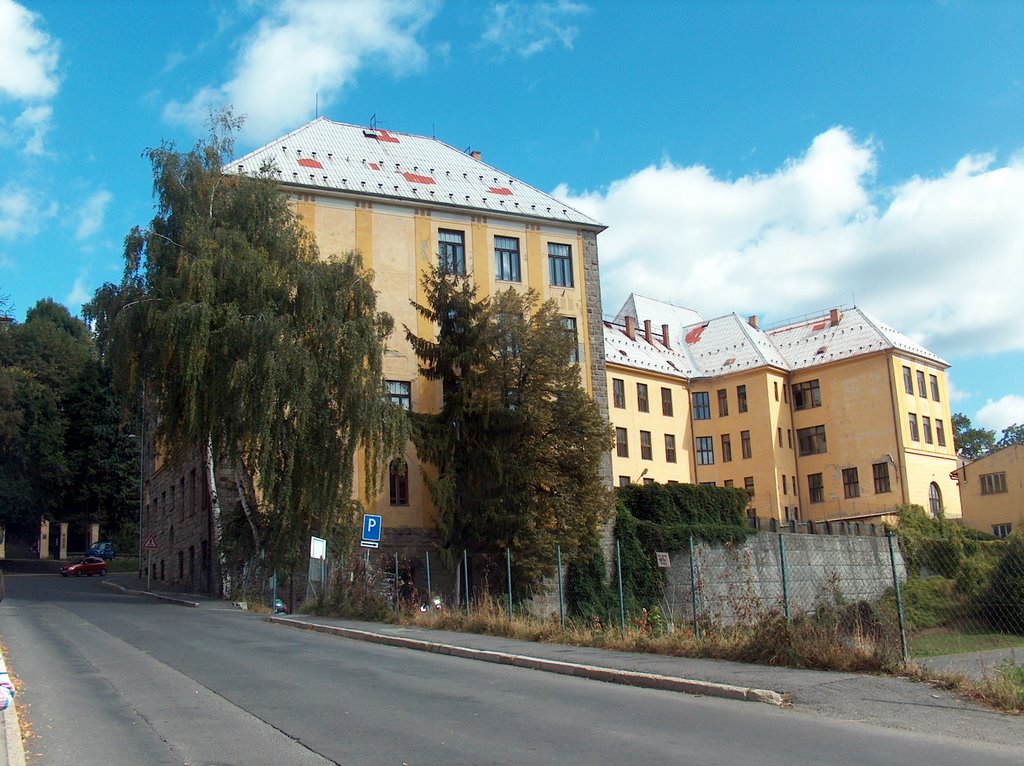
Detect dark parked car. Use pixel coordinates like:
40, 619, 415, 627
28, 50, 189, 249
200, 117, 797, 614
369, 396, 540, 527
86, 541, 115, 559
61, 557, 108, 577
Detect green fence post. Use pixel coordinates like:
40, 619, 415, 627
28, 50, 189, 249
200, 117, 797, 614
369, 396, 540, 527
616, 539, 626, 636
506, 547, 513, 621
425, 549, 432, 598
779, 533, 791, 622
556, 543, 565, 630
689, 534, 701, 642
463, 549, 470, 613
887, 529, 910, 664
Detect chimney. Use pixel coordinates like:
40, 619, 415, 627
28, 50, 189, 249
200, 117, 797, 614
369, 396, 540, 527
625, 315, 636, 341
643, 319, 653, 344
471, 150, 482, 161
829, 308, 843, 326
661, 323, 671, 349
748, 315, 759, 330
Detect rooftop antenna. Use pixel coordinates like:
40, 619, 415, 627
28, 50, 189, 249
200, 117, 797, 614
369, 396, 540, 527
370, 113, 377, 130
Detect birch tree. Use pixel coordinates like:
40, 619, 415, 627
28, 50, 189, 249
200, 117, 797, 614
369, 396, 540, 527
87, 112, 406, 594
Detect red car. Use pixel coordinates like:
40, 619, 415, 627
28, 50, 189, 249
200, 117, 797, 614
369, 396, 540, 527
60, 557, 108, 577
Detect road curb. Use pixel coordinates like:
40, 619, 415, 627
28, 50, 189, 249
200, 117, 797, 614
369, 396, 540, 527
268, 617, 786, 706
1, 650, 26, 766
102, 581, 200, 608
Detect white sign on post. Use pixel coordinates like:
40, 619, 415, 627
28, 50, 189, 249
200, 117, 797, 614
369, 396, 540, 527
310, 536, 327, 561
655, 551, 671, 568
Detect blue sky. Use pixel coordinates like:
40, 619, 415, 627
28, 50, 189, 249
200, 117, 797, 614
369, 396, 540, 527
1, 0, 1022, 431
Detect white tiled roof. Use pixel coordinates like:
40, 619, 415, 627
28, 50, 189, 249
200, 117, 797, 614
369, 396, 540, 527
606, 295, 948, 380
767, 307, 948, 370
230, 117, 602, 228
603, 322, 697, 379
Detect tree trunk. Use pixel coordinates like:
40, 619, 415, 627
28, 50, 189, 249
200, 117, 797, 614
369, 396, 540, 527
235, 460, 262, 555
205, 436, 230, 597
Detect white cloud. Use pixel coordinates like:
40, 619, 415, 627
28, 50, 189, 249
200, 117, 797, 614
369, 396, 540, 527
0, 184, 57, 239
0, 0, 60, 154
481, 1, 589, 57
164, 0, 437, 142
75, 190, 112, 241
555, 126, 1024, 358
976, 395, 1024, 433
0, 0, 60, 100
65, 273, 91, 311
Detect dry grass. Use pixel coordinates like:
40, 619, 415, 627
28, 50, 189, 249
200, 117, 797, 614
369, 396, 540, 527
909, 661, 1024, 714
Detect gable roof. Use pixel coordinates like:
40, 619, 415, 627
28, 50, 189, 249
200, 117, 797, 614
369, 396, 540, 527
606, 294, 948, 381
230, 117, 603, 229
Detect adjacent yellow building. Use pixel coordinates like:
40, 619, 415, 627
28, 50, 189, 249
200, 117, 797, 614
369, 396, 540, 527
953, 445, 1024, 537
606, 296, 961, 524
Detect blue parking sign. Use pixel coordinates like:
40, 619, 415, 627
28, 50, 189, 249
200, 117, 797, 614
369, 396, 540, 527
362, 514, 382, 543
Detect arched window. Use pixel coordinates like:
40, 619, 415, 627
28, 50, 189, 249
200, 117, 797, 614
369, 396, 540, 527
929, 482, 942, 518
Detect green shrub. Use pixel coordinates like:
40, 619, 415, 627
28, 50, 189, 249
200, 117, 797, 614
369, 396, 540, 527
893, 504, 965, 578
984, 534, 1024, 633
565, 549, 612, 621
896, 576, 958, 631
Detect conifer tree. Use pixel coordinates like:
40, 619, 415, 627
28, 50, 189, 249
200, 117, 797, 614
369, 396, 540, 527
408, 268, 612, 597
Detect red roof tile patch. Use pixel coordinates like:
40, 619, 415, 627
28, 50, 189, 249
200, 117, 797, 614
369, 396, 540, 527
368, 163, 381, 171
685, 325, 708, 344
487, 186, 513, 195
297, 158, 324, 169
812, 322, 828, 331
364, 130, 400, 143
402, 172, 436, 185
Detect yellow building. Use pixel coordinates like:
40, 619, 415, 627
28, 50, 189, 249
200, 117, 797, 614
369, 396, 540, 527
231, 118, 609, 543
607, 296, 961, 524
953, 446, 1024, 537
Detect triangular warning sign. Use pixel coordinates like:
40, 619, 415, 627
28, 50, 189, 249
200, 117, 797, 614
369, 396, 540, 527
143, 534, 158, 550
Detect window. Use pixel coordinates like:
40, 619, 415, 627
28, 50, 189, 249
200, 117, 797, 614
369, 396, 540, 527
615, 428, 628, 458
782, 475, 788, 495
744, 476, 754, 493
561, 317, 579, 363
929, 482, 942, 517
922, 415, 933, 444
786, 506, 799, 522
612, 378, 625, 408
548, 242, 573, 287
717, 388, 729, 417
783, 384, 789, 404
494, 236, 521, 282
741, 430, 752, 459
777, 427, 783, 447
389, 460, 409, 506
797, 425, 827, 455
908, 413, 920, 441
792, 380, 821, 410
439, 229, 466, 274
916, 370, 926, 397
737, 385, 748, 412
903, 365, 913, 394
787, 429, 793, 449
643, 478, 655, 486
640, 430, 653, 460
774, 381, 779, 401
692, 391, 710, 419
696, 436, 715, 465
665, 434, 677, 463
930, 374, 940, 401
721, 433, 732, 462
936, 419, 946, 447
724, 479, 734, 488
842, 467, 860, 498
618, 476, 631, 487
808, 473, 824, 503
637, 383, 650, 413
661, 388, 674, 417
386, 380, 412, 410
981, 472, 1008, 495
993, 524, 1013, 539
873, 462, 891, 493
792, 475, 798, 495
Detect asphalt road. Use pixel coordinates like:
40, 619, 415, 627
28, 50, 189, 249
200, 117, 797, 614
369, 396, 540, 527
1, 572, 1022, 766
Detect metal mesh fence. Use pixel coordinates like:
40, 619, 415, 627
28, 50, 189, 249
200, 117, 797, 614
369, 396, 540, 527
257, 525, 1024, 668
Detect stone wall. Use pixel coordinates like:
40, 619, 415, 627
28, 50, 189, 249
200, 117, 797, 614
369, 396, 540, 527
663, 531, 905, 625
